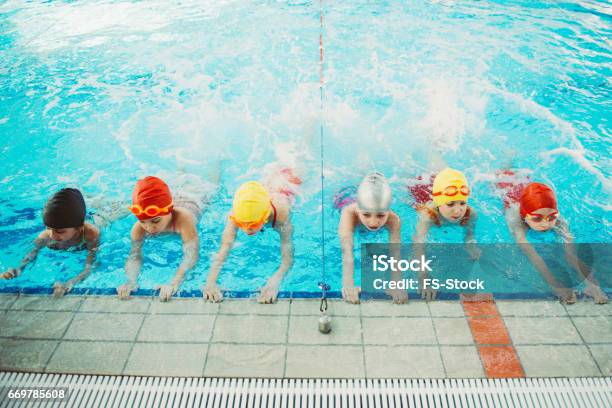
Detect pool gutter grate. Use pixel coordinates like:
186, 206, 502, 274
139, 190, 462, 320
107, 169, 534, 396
1, 372, 611, 407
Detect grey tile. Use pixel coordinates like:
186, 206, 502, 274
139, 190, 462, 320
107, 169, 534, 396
80, 296, 150, 313
362, 317, 436, 345
572, 316, 612, 343
286, 346, 364, 378
219, 299, 290, 315
565, 302, 612, 316
588, 345, 612, 376
428, 301, 465, 317
11, 295, 83, 311
361, 301, 430, 317
124, 343, 208, 377
0, 294, 18, 310
516, 345, 601, 377
288, 316, 362, 345
440, 346, 485, 378
204, 344, 285, 378
149, 298, 219, 315
138, 314, 215, 342
290, 299, 359, 316
212, 314, 286, 344
0, 311, 73, 339
433, 318, 474, 345
364, 346, 445, 378
64, 313, 143, 341
505, 317, 582, 345
46, 341, 131, 375
496, 301, 567, 317
0, 338, 58, 371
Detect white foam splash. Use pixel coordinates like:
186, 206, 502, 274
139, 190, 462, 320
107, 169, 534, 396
416, 77, 488, 153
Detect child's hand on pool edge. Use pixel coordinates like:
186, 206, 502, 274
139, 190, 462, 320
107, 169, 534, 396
386, 288, 409, 304
203, 282, 223, 303
52, 281, 71, 298
418, 284, 437, 301
555, 287, 576, 305
258, 279, 280, 304
342, 285, 361, 304
584, 283, 609, 305
117, 282, 137, 300
157, 283, 178, 302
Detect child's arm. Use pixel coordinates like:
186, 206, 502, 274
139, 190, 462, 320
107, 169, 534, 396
258, 219, 294, 304
386, 212, 408, 304
507, 213, 575, 304
339, 207, 360, 303
1, 231, 49, 279
413, 211, 436, 300
464, 209, 481, 260
117, 223, 145, 299
204, 219, 237, 302
557, 220, 608, 304
158, 214, 200, 301
53, 225, 100, 297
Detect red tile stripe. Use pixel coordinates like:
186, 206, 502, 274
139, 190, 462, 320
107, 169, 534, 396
462, 294, 525, 378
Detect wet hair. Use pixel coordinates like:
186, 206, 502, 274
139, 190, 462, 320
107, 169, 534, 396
357, 172, 392, 212
43, 188, 86, 229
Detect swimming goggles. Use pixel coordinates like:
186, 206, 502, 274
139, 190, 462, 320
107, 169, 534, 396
525, 211, 558, 223
229, 212, 269, 231
432, 185, 470, 198
129, 202, 173, 218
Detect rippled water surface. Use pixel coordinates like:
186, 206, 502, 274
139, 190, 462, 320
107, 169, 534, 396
0, 0, 610, 295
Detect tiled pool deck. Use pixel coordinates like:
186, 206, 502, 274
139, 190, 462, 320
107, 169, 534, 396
0, 294, 610, 379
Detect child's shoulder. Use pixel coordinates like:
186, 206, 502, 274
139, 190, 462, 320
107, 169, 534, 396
340, 202, 358, 215
130, 222, 147, 240
466, 206, 478, 221
173, 207, 198, 231
84, 222, 100, 238
387, 210, 401, 225
273, 201, 291, 225
415, 202, 436, 219
36, 229, 51, 241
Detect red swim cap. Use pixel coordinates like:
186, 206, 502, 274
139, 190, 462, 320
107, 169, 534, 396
519, 182, 557, 218
131, 176, 173, 220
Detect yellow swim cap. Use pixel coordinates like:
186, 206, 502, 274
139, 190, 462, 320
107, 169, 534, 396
231, 181, 271, 224
432, 168, 470, 207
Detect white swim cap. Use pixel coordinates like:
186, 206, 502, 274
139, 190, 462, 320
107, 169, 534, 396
357, 172, 392, 212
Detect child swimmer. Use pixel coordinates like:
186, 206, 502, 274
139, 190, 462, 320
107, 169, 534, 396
335, 172, 404, 304
1, 188, 100, 297
204, 163, 302, 304
497, 171, 608, 304
117, 175, 212, 302
409, 168, 479, 300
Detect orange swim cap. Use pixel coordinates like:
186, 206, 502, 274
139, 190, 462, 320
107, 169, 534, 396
519, 182, 557, 218
131, 176, 173, 220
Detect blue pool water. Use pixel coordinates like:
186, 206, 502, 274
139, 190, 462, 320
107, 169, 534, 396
0, 0, 610, 297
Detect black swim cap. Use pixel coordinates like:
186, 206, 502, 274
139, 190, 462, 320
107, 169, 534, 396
43, 188, 86, 229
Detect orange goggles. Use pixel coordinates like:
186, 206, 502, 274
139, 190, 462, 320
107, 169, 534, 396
432, 185, 470, 198
229, 214, 268, 231
129, 202, 173, 218
526, 211, 558, 223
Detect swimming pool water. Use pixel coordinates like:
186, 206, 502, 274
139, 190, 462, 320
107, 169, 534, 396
0, 0, 610, 296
